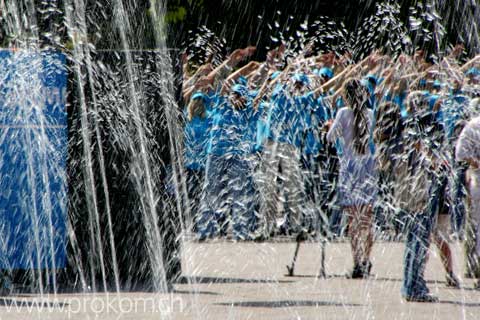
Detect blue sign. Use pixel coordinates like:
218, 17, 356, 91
0, 50, 68, 270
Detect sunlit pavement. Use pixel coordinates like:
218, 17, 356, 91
1, 241, 480, 319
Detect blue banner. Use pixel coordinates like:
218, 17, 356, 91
0, 50, 68, 270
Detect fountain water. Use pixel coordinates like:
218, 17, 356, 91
0, 0, 479, 319
0, 0, 183, 301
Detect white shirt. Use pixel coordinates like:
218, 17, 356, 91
326, 107, 374, 159
456, 116, 480, 163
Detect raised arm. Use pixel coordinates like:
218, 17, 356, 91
220, 61, 261, 95
311, 59, 363, 99
183, 63, 214, 92
252, 64, 293, 109
461, 54, 480, 72
249, 45, 286, 87
207, 46, 256, 88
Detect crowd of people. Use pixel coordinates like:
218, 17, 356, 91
180, 42, 480, 302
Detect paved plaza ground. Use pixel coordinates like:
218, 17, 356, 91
1, 240, 480, 319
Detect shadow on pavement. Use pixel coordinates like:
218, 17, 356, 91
438, 300, 480, 307
173, 289, 221, 296
178, 276, 294, 284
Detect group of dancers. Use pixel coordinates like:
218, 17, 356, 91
180, 42, 480, 302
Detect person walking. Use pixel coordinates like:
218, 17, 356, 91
456, 115, 480, 289
326, 78, 377, 278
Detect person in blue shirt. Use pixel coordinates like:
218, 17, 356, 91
384, 78, 409, 119
374, 101, 406, 234
184, 92, 212, 231
440, 80, 471, 236
314, 67, 334, 85
465, 67, 479, 95
310, 68, 347, 234
442, 80, 471, 141
374, 79, 409, 234
416, 80, 444, 134
406, 91, 462, 288
198, 84, 259, 240
300, 80, 335, 235
256, 73, 316, 236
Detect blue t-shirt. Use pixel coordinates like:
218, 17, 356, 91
206, 100, 260, 157
334, 96, 344, 118
183, 94, 216, 170
441, 92, 470, 139
254, 103, 268, 152
384, 91, 408, 119
184, 115, 212, 170
265, 86, 315, 147
316, 94, 334, 121
301, 96, 332, 156
364, 83, 377, 111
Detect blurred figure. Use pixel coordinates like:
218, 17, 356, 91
456, 115, 480, 289
440, 80, 471, 239
374, 102, 405, 237
396, 120, 438, 302
407, 91, 460, 289
198, 84, 260, 240
299, 67, 335, 234
257, 73, 315, 236
184, 92, 212, 231
326, 78, 377, 278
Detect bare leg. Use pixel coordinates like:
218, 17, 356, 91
432, 233, 453, 274
432, 215, 460, 288
347, 207, 360, 266
346, 205, 374, 277
360, 205, 375, 264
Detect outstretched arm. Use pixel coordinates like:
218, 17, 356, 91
220, 61, 261, 95
207, 46, 256, 88
461, 54, 480, 72
252, 64, 292, 109
310, 55, 369, 99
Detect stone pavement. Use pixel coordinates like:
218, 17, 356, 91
1, 240, 480, 319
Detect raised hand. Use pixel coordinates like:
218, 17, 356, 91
195, 75, 214, 89
229, 46, 257, 66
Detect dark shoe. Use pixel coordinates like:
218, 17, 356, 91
277, 223, 288, 236
362, 261, 372, 277
0, 276, 12, 296
278, 222, 298, 236
196, 235, 207, 242
295, 230, 310, 241
474, 281, 480, 290
347, 264, 364, 279
196, 232, 212, 242
445, 272, 460, 288
404, 294, 439, 303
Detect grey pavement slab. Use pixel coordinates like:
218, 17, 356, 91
0, 241, 479, 319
